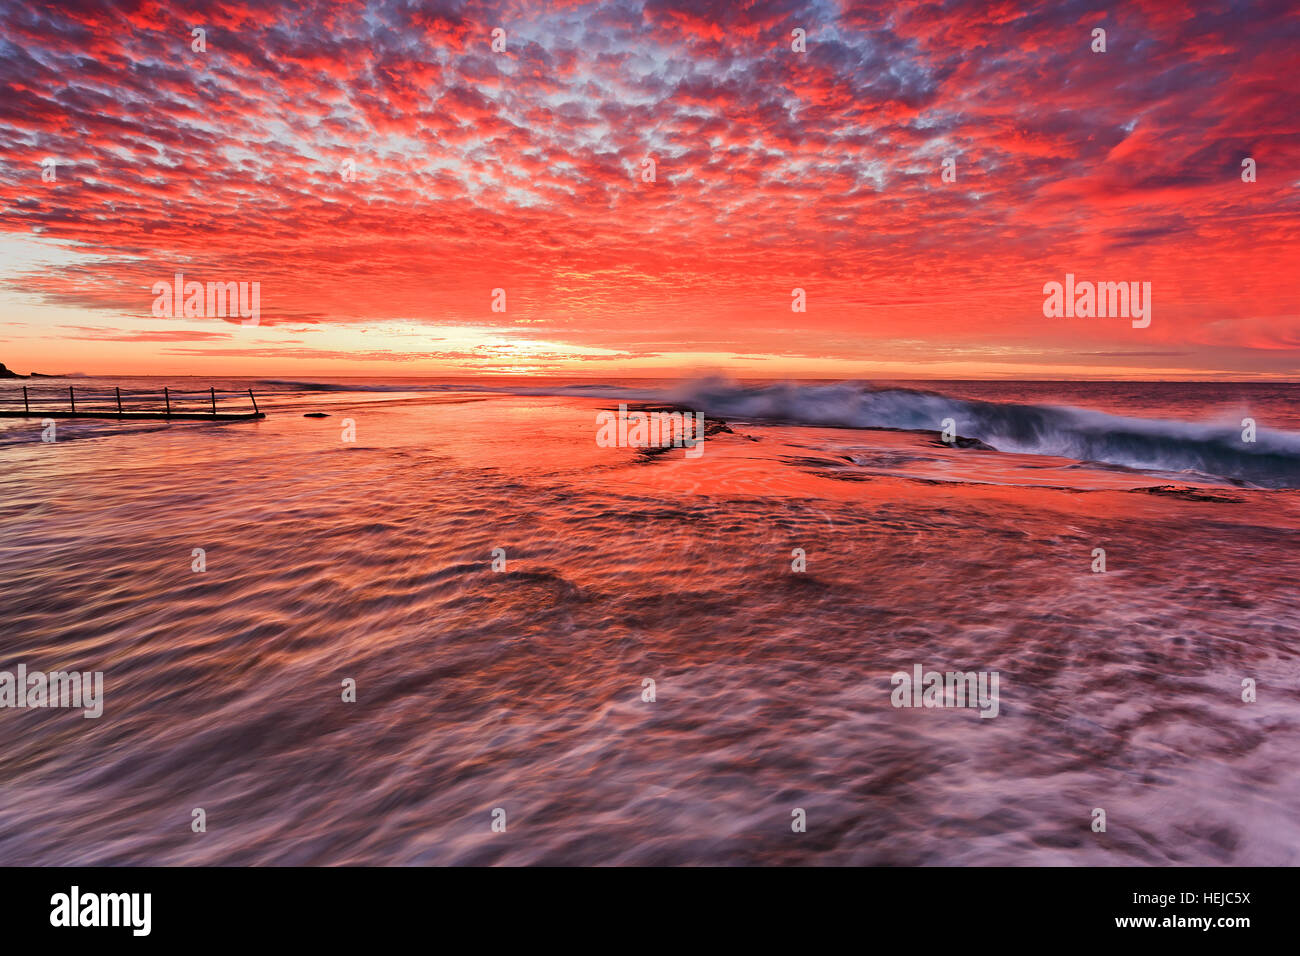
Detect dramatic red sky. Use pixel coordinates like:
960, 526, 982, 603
0, 0, 1296, 378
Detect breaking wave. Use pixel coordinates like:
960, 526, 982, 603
654, 379, 1300, 489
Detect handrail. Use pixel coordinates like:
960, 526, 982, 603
0, 384, 265, 421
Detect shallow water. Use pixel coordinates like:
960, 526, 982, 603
0, 379, 1297, 864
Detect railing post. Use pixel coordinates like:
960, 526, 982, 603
69, 385, 75, 414
164, 387, 171, 418
116, 386, 123, 418
210, 387, 217, 416
248, 388, 259, 415
23, 386, 29, 415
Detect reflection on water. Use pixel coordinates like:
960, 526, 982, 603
0, 382, 1297, 864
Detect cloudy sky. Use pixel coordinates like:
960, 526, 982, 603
0, 0, 1296, 378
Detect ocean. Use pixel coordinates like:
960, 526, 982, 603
1, 377, 1297, 864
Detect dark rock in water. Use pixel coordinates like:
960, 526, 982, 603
929, 433, 995, 450
1138, 485, 1244, 503
618, 402, 736, 459
304, 412, 330, 418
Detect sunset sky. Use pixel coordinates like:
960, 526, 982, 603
0, 0, 1296, 379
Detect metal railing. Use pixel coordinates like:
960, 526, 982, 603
1, 385, 263, 420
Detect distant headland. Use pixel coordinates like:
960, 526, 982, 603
0, 363, 57, 378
